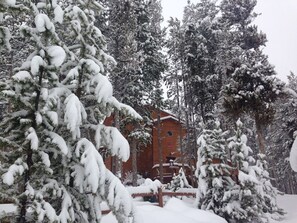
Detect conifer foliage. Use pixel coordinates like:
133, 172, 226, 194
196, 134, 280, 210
226, 119, 263, 222
220, 0, 284, 153
196, 120, 284, 223
0, 0, 140, 222
195, 121, 233, 218
167, 168, 192, 192
267, 73, 297, 193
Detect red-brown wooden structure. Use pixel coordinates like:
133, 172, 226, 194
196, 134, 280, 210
103, 108, 194, 184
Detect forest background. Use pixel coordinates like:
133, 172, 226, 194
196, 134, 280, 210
1, 0, 297, 222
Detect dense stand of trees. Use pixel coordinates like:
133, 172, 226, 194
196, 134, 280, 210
165, 0, 296, 196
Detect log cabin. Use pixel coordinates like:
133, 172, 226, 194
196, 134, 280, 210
103, 108, 194, 184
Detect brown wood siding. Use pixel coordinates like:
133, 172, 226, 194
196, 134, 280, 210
102, 109, 187, 182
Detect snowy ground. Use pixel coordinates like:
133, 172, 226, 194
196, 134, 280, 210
102, 197, 227, 223
271, 194, 297, 223
102, 194, 297, 223
0, 194, 296, 222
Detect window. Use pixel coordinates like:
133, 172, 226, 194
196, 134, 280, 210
167, 131, 173, 136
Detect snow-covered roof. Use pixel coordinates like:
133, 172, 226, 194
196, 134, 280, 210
152, 163, 190, 169
152, 115, 182, 123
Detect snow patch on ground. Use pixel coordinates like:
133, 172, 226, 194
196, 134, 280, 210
1, 194, 296, 223
271, 194, 297, 223
102, 197, 227, 223
0, 204, 16, 219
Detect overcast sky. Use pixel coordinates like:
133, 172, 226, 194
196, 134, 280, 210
161, 0, 297, 82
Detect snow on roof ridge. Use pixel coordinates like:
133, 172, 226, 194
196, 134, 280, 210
152, 115, 180, 123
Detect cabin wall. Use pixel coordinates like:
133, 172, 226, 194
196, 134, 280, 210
103, 110, 187, 183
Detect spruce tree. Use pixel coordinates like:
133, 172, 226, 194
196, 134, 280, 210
195, 121, 234, 218
219, 0, 284, 153
167, 168, 192, 192
104, 0, 165, 183
266, 72, 297, 193
225, 119, 262, 222
253, 154, 284, 222
183, 0, 221, 123
0, 0, 140, 222
225, 119, 284, 223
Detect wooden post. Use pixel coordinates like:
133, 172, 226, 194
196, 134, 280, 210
158, 187, 163, 207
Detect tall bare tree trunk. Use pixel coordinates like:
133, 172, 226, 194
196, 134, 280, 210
255, 114, 265, 154
175, 71, 184, 169
131, 140, 137, 186
157, 111, 163, 183
114, 110, 123, 180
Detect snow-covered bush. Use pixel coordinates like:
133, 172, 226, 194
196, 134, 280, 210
167, 168, 192, 192
123, 171, 145, 186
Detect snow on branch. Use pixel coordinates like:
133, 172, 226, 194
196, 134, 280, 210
95, 125, 130, 162
108, 96, 142, 120
126, 179, 162, 194
46, 87, 71, 108
93, 74, 113, 105
39, 151, 51, 167
36, 201, 58, 222
104, 170, 135, 222
64, 93, 87, 140
1, 0, 16, 7
58, 187, 75, 223
45, 111, 58, 127
53, 5, 64, 24
46, 131, 68, 155
31, 55, 45, 76
283, 87, 297, 98
26, 127, 39, 150
0, 27, 11, 51
75, 138, 106, 194
290, 133, 297, 172
2, 158, 28, 185
35, 13, 55, 33
46, 45, 66, 67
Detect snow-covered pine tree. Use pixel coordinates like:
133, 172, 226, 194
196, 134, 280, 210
167, 168, 192, 192
166, 1, 223, 165
127, 0, 165, 186
1, 1, 70, 221
219, 0, 284, 153
0, 0, 141, 222
183, 0, 221, 124
266, 72, 297, 193
253, 154, 284, 222
0, 1, 30, 122
166, 15, 198, 170
101, 0, 141, 178
103, 0, 165, 184
165, 17, 189, 161
225, 119, 284, 223
225, 119, 262, 222
166, 18, 185, 114
195, 121, 234, 218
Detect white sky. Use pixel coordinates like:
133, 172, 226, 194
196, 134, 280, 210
161, 0, 297, 82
